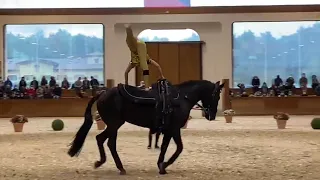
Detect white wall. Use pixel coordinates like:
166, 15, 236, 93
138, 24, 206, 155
0, 12, 319, 110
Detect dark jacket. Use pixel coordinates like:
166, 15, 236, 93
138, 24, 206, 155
30, 80, 39, 89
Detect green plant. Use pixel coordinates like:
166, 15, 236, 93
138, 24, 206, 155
10, 115, 28, 123
273, 112, 289, 120
52, 119, 64, 131
311, 118, 320, 129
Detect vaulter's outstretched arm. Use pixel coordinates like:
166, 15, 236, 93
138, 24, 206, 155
148, 59, 165, 79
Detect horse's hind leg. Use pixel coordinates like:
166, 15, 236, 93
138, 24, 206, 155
108, 130, 126, 175
94, 128, 109, 169
155, 132, 160, 149
148, 129, 152, 149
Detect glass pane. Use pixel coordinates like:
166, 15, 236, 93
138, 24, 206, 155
138, 29, 200, 42
4, 24, 104, 87
233, 21, 319, 88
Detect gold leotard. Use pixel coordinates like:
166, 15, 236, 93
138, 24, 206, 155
126, 26, 150, 87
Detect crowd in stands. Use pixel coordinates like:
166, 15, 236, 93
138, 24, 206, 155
235, 73, 320, 97
0, 75, 102, 99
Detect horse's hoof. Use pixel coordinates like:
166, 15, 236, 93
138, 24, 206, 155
158, 162, 168, 175
119, 169, 127, 175
147, 146, 151, 149
155, 146, 159, 149
94, 161, 103, 169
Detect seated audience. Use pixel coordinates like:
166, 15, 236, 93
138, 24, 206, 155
4, 77, 12, 89
261, 82, 268, 94
30, 77, 39, 89
49, 76, 56, 88
251, 76, 260, 93
83, 77, 90, 90
90, 76, 99, 96
312, 75, 319, 90
74, 77, 83, 98
61, 77, 70, 89
299, 73, 308, 88
274, 75, 283, 87
43, 85, 52, 99
36, 86, 44, 99
285, 75, 295, 90
40, 76, 48, 86
52, 84, 62, 99
19, 77, 27, 93
26, 86, 36, 99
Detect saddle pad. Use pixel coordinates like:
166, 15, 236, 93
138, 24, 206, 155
118, 84, 156, 105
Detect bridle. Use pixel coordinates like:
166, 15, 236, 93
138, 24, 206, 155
184, 95, 213, 120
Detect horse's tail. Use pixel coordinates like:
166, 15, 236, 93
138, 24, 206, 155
68, 93, 102, 157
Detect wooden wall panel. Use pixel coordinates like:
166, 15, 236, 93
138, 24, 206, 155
179, 43, 201, 82
135, 43, 159, 85
158, 43, 180, 84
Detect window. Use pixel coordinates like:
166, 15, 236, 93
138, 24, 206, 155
138, 29, 200, 42
4, 24, 104, 87
1, 0, 319, 8
233, 21, 320, 87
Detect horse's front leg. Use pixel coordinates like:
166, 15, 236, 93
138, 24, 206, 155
157, 133, 172, 174
158, 129, 183, 174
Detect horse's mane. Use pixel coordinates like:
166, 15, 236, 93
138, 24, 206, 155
175, 80, 212, 89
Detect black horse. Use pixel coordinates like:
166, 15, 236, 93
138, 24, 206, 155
67, 80, 224, 175
148, 129, 161, 149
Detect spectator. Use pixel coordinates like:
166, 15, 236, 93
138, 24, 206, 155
49, 76, 56, 88
30, 77, 39, 89
83, 77, 90, 90
52, 84, 62, 99
19, 77, 27, 93
74, 77, 83, 98
26, 86, 36, 99
261, 82, 268, 94
312, 75, 319, 90
43, 85, 52, 99
0, 78, 3, 98
251, 76, 260, 93
274, 75, 283, 87
61, 77, 70, 89
36, 86, 44, 99
299, 73, 308, 88
90, 76, 99, 96
41, 76, 48, 86
286, 75, 295, 89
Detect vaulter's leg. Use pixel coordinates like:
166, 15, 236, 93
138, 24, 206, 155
137, 41, 150, 88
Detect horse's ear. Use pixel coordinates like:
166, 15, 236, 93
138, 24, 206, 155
219, 83, 225, 89
215, 81, 220, 85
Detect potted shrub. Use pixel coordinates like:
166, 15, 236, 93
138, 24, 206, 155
223, 109, 235, 123
10, 115, 28, 132
182, 116, 192, 129
95, 111, 106, 130
273, 112, 290, 129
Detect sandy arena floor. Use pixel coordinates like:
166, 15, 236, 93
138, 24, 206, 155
0, 115, 319, 180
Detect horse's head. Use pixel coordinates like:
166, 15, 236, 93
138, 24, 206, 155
200, 81, 225, 121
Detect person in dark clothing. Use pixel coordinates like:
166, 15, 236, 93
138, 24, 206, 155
274, 75, 283, 87
61, 77, 70, 89
41, 76, 48, 86
82, 77, 90, 90
251, 76, 260, 93
312, 75, 319, 90
299, 73, 308, 88
90, 76, 99, 96
4, 77, 12, 89
30, 77, 39, 89
52, 84, 62, 99
19, 77, 27, 93
49, 76, 56, 88
286, 75, 295, 88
